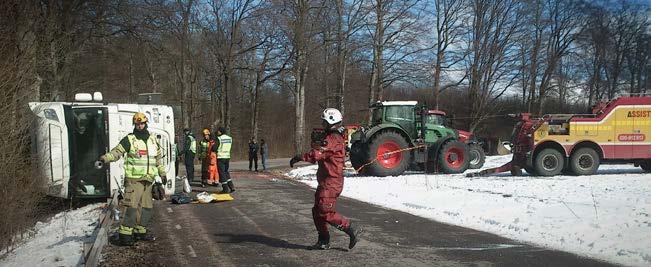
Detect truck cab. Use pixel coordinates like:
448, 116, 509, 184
29, 92, 176, 199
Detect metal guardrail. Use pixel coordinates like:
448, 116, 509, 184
84, 190, 120, 267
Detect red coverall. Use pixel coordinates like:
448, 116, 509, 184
208, 151, 219, 185
301, 130, 350, 235
205, 140, 219, 185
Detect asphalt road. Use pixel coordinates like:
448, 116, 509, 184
101, 169, 615, 267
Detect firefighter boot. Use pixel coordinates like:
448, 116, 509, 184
118, 233, 135, 246
227, 181, 235, 193
220, 183, 231, 194
308, 233, 330, 250
344, 223, 363, 249
133, 226, 156, 241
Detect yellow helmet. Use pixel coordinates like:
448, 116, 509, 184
202, 128, 211, 136
133, 112, 148, 124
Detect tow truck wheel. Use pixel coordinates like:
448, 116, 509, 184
569, 148, 600, 175
524, 166, 537, 176
534, 148, 565, 176
640, 161, 651, 172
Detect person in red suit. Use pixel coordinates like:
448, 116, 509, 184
290, 108, 362, 250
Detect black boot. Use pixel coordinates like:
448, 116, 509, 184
308, 233, 330, 250
220, 183, 231, 194
118, 233, 135, 246
344, 223, 363, 249
227, 181, 235, 193
134, 232, 156, 241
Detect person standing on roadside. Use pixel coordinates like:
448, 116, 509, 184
289, 108, 362, 250
248, 137, 259, 172
259, 138, 268, 171
198, 128, 214, 187
99, 112, 166, 246
216, 127, 234, 193
175, 136, 180, 177
207, 133, 219, 186
183, 128, 196, 182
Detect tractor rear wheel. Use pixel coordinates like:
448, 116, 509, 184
569, 147, 600, 175
438, 141, 470, 174
468, 143, 486, 169
365, 131, 411, 176
534, 148, 565, 176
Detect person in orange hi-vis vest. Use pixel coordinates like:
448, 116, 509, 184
207, 137, 220, 186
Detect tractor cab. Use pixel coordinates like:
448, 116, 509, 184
423, 110, 450, 127
369, 101, 419, 137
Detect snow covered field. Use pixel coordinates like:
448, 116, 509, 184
287, 155, 651, 267
0, 203, 103, 267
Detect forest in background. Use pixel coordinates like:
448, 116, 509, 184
0, 0, 648, 253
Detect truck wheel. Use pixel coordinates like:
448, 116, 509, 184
534, 148, 564, 176
350, 141, 368, 174
569, 148, 600, 175
524, 166, 537, 176
438, 141, 469, 174
468, 143, 486, 169
366, 131, 411, 176
640, 161, 651, 172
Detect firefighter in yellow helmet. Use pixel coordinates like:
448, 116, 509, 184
99, 112, 167, 246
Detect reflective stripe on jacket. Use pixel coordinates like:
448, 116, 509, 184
199, 140, 210, 159
217, 135, 232, 159
186, 135, 197, 154
124, 134, 161, 180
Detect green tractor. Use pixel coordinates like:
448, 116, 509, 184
349, 101, 485, 176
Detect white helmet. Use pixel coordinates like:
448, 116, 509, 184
321, 108, 343, 125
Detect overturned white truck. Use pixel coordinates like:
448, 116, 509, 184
29, 92, 176, 199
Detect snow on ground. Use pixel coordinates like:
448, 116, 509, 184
0, 203, 103, 267
287, 155, 651, 267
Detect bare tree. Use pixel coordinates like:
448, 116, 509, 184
367, 0, 429, 107
333, 0, 367, 114
625, 29, 649, 94
281, 0, 324, 153
465, 0, 523, 131
534, 0, 581, 114
245, 8, 289, 140
203, 0, 266, 130
432, 0, 467, 109
35, 0, 94, 101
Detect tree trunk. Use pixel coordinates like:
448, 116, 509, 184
335, 0, 346, 114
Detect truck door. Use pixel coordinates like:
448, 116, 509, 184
29, 103, 69, 198
66, 106, 110, 198
613, 109, 634, 159
632, 109, 651, 158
